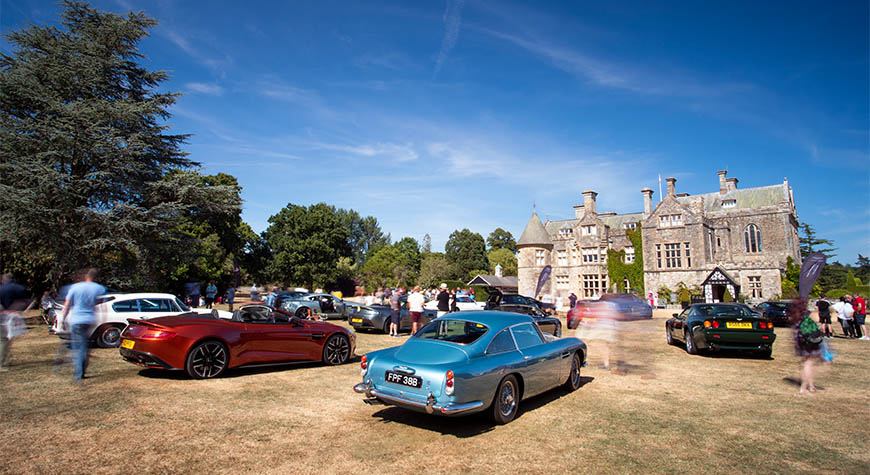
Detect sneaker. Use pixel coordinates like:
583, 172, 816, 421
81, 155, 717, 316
861, 336, 870, 340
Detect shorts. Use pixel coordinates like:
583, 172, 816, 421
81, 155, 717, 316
410, 311, 422, 323
390, 310, 400, 324
819, 314, 831, 324
855, 313, 866, 325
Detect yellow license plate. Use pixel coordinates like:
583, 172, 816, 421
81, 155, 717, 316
725, 322, 752, 329
351, 318, 362, 323
121, 339, 135, 349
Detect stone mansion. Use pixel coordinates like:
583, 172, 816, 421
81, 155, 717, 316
517, 170, 801, 303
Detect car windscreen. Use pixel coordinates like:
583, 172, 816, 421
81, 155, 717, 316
768, 303, 789, 310
414, 319, 489, 345
174, 298, 190, 312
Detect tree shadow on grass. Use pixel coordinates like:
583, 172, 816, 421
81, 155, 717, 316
369, 376, 594, 438
137, 353, 363, 380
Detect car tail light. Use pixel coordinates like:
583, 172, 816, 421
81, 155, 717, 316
704, 320, 711, 328
712, 321, 720, 328
361, 355, 367, 370
140, 330, 175, 339
445, 370, 455, 395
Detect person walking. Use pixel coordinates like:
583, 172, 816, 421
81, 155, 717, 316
816, 295, 833, 338
790, 298, 823, 395
250, 283, 260, 302
226, 286, 236, 312
852, 293, 867, 340
436, 284, 450, 317
449, 288, 459, 313
569, 293, 578, 310
0, 274, 33, 372
408, 286, 425, 335
388, 288, 402, 337
265, 286, 278, 308
58, 268, 105, 384
204, 282, 218, 309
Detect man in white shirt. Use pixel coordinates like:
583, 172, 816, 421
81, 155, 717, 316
831, 297, 856, 338
407, 286, 426, 335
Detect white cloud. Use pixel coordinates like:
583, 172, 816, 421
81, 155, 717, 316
311, 141, 419, 162
434, 0, 465, 75
185, 82, 224, 95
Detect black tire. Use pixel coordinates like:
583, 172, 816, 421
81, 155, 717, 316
185, 340, 228, 379
491, 375, 520, 424
322, 334, 351, 365
97, 324, 123, 348
564, 352, 582, 391
666, 324, 674, 346
685, 329, 697, 355
296, 307, 309, 318
382, 319, 391, 334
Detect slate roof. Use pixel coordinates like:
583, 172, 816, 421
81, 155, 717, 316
544, 212, 643, 235
467, 275, 519, 289
676, 184, 788, 212
517, 212, 552, 246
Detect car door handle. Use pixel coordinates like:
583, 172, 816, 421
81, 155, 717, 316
561, 351, 571, 359
311, 332, 324, 340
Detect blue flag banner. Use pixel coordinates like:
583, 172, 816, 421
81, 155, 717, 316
799, 253, 826, 300
535, 265, 552, 298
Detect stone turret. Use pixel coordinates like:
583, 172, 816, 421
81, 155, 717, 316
517, 211, 553, 297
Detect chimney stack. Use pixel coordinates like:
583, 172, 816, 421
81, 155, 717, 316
717, 170, 728, 194
725, 177, 738, 192
641, 188, 654, 216
582, 190, 598, 216
665, 177, 676, 197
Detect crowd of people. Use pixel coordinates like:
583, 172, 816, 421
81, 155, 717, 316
814, 293, 867, 340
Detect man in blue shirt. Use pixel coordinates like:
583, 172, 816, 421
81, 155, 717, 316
205, 282, 218, 309
60, 268, 105, 383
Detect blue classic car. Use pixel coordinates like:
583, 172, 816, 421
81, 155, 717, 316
353, 311, 587, 424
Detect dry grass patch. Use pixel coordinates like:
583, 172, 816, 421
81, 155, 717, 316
2, 310, 869, 474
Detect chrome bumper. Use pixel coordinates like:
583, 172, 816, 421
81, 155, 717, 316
353, 382, 484, 415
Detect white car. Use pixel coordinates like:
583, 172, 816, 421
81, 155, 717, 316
424, 295, 485, 312
50, 292, 231, 348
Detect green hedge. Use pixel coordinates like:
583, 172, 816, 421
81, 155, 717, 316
470, 285, 490, 302
826, 288, 849, 299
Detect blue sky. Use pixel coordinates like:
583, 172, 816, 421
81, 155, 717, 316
3, 0, 868, 263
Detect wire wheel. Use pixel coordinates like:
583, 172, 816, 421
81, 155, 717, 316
186, 341, 228, 379
322, 334, 350, 365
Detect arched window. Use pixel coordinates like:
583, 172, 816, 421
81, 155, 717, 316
744, 224, 762, 253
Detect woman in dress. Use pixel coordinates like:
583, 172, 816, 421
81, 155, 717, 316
789, 298, 822, 395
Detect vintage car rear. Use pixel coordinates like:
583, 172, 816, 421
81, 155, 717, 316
354, 318, 495, 416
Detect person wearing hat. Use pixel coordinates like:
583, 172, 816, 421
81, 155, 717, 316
436, 283, 450, 317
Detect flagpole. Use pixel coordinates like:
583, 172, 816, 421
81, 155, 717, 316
658, 174, 663, 202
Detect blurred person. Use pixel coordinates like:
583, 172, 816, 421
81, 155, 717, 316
436, 284, 450, 317
265, 286, 278, 308
250, 283, 260, 302
449, 288, 459, 313
852, 293, 867, 340
816, 294, 833, 338
569, 293, 578, 309
0, 274, 33, 372
225, 286, 236, 312
556, 295, 564, 315
388, 288, 402, 337
58, 268, 105, 384
832, 297, 855, 338
408, 286, 425, 334
204, 282, 217, 309
578, 300, 621, 371
41, 290, 55, 325
185, 280, 201, 308
790, 298, 823, 395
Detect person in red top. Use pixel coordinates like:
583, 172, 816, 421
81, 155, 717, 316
852, 293, 867, 340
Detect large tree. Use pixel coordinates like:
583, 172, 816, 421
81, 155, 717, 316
418, 252, 451, 288
445, 229, 488, 280
336, 208, 390, 265
799, 222, 837, 260
0, 1, 239, 290
487, 248, 518, 276
263, 203, 351, 290
487, 227, 517, 253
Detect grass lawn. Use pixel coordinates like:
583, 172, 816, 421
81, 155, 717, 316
2, 309, 868, 474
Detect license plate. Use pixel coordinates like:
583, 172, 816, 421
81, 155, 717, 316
351, 318, 362, 323
385, 371, 423, 388
726, 322, 752, 329
121, 339, 135, 349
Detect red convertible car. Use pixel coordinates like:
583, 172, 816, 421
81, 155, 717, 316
119, 304, 355, 378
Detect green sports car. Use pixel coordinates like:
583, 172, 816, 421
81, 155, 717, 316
665, 303, 776, 358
